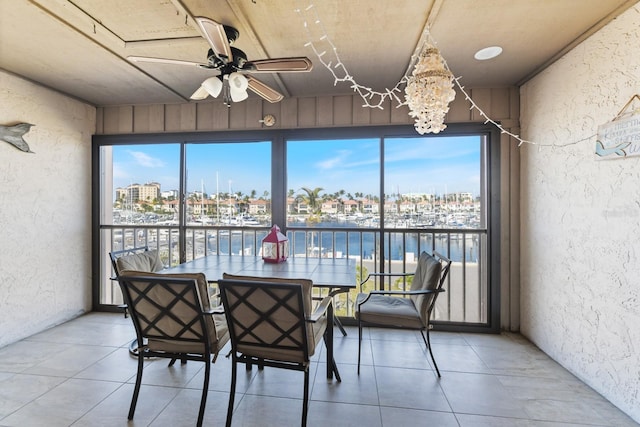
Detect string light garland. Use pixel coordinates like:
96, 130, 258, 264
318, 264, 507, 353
294, 0, 599, 147
294, 1, 410, 109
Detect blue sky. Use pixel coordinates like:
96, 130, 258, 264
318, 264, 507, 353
112, 135, 480, 198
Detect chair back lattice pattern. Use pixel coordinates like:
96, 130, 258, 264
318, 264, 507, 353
118, 273, 213, 354
218, 279, 311, 364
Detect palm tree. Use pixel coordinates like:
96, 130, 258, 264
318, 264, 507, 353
299, 187, 324, 214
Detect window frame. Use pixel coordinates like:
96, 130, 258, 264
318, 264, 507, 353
92, 123, 500, 332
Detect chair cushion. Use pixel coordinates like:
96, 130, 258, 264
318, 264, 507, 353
119, 271, 229, 355
116, 250, 164, 274
355, 292, 423, 328
410, 251, 442, 322
221, 273, 323, 360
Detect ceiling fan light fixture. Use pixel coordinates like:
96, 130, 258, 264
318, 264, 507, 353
229, 72, 248, 91
474, 46, 503, 61
202, 76, 223, 97
230, 86, 249, 102
228, 72, 249, 102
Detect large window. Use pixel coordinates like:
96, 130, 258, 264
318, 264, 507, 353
93, 125, 499, 331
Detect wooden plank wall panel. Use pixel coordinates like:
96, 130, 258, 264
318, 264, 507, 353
212, 102, 230, 129
196, 102, 214, 130
180, 104, 196, 130
161, 103, 195, 131
333, 96, 353, 126
316, 96, 333, 126
352, 97, 371, 125
509, 87, 520, 122
164, 104, 181, 132
148, 104, 165, 132
297, 97, 316, 127
490, 88, 511, 119
470, 88, 492, 122
280, 98, 298, 128
244, 99, 263, 129
102, 106, 133, 134
370, 98, 391, 125
390, 102, 412, 124
229, 103, 247, 129
96, 89, 518, 134
133, 105, 150, 133
499, 131, 512, 331
95, 108, 104, 134
509, 132, 521, 332
447, 89, 472, 123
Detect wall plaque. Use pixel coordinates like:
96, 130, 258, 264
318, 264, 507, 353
596, 95, 640, 160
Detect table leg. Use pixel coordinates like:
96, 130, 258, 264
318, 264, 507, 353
328, 287, 349, 336
325, 302, 341, 381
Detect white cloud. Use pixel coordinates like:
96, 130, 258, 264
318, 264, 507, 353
127, 150, 166, 168
316, 150, 351, 170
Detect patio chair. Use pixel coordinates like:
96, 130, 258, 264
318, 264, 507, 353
109, 246, 163, 317
218, 274, 341, 427
117, 271, 229, 427
355, 251, 451, 377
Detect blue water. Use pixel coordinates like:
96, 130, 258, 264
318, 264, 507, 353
209, 221, 480, 262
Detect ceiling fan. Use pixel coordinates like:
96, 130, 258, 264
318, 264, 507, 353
128, 16, 313, 106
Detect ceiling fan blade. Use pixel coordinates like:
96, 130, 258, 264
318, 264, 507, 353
195, 16, 233, 62
245, 57, 313, 73
247, 76, 284, 103
127, 56, 209, 68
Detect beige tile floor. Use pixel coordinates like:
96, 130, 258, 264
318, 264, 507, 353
0, 312, 637, 427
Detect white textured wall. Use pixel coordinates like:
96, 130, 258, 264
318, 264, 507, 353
0, 71, 95, 348
520, 5, 640, 422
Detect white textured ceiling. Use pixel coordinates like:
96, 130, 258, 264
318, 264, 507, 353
0, 0, 636, 106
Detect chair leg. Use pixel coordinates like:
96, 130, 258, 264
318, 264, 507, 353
334, 315, 347, 336
421, 328, 441, 377
357, 318, 362, 375
332, 356, 342, 382
196, 355, 211, 427
322, 333, 342, 382
128, 350, 144, 420
302, 366, 310, 427
226, 356, 238, 427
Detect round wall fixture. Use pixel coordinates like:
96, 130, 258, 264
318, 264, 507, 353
261, 114, 276, 127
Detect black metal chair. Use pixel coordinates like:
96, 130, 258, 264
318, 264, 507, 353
117, 271, 229, 427
218, 275, 340, 427
355, 251, 451, 377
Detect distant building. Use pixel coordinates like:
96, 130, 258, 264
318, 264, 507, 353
116, 182, 161, 203
249, 199, 269, 215
161, 189, 178, 199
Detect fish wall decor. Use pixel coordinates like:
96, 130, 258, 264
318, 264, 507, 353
0, 123, 35, 153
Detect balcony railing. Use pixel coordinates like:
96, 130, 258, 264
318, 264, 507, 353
101, 224, 488, 325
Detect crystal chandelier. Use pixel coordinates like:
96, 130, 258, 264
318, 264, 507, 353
405, 44, 456, 134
